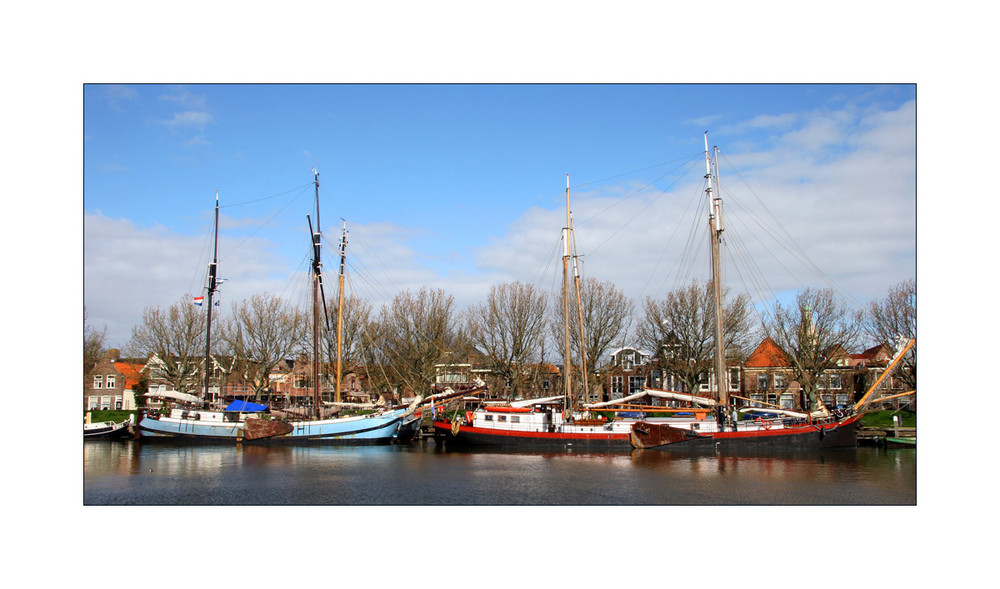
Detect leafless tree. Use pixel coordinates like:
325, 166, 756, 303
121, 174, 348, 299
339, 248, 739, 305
126, 296, 207, 394
217, 292, 306, 399
637, 280, 755, 394
366, 288, 466, 399
863, 279, 916, 390
467, 282, 548, 400
323, 293, 374, 393
763, 287, 863, 411
84, 306, 107, 374
552, 277, 633, 400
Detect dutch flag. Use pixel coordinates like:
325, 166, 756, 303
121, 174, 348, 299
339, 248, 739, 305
193, 296, 204, 306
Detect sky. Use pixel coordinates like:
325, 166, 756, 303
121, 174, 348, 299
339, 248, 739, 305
84, 83, 916, 349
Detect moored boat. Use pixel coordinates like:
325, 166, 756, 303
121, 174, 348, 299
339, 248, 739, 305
137, 173, 410, 444
84, 414, 134, 439
629, 136, 915, 452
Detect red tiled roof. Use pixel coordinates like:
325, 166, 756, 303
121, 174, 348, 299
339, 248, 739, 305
744, 337, 790, 368
115, 361, 144, 390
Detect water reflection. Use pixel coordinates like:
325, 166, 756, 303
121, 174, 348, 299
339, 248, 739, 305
83, 440, 915, 506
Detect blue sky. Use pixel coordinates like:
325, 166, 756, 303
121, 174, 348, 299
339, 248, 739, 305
84, 83, 916, 348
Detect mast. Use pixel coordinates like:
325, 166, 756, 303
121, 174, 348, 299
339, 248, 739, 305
203, 190, 220, 408
562, 174, 573, 417
311, 168, 322, 419
570, 212, 589, 405
705, 134, 729, 423
335, 219, 348, 404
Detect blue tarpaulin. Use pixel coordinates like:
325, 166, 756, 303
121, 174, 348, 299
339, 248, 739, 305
618, 411, 645, 419
224, 400, 268, 412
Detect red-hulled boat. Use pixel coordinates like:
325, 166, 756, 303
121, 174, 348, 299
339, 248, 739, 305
432, 396, 639, 449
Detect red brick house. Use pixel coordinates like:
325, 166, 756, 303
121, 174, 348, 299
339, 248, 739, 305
84, 349, 144, 411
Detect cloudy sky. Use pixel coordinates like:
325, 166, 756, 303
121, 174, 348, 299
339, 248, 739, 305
84, 83, 915, 348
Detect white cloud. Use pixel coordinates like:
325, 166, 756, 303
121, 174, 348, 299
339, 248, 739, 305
469, 100, 916, 326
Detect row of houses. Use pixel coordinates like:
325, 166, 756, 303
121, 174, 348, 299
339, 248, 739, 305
83, 338, 909, 413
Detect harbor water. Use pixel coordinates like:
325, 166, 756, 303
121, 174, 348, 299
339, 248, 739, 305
83, 439, 915, 505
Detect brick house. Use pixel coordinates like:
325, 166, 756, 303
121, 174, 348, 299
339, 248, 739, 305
84, 349, 144, 411
742, 337, 857, 410
602, 347, 654, 402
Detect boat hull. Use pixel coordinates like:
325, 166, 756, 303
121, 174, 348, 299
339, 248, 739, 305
139, 410, 406, 444
432, 420, 632, 449
629, 414, 862, 450
84, 420, 133, 439
138, 414, 243, 442
248, 411, 405, 444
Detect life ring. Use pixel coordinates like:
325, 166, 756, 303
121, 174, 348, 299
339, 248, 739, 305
465, 411, 474, 425
754, 417, 762, 423
762, 420, 773, 430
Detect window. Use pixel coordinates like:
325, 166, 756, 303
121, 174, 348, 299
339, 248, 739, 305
93, 375, 103, 389
729, 367, 740, 391
780, 394, 794, 409
611, 376, 623, 396
87, 396, 98, 410
511, 416, 520, 424
757, 374, 769, 391
774, 374, 786, 390
106, 375, 116, 389
100, 395, 112, 410
485, 414, 494, 421
629, 375, 645, 393
830, 373, 841, 390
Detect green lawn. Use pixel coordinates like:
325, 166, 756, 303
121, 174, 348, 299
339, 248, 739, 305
860, 409, 916, 428
85, 409, 137, 424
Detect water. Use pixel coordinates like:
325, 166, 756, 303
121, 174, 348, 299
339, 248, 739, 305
83, 439, 916, 505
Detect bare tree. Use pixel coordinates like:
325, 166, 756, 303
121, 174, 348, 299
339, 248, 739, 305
637, 280, 755, 394
126, 296, 207, 394
84, 306, 107, 374
763, 287, 863, 411
863, 279, 916, 390
552, 277, 633, 400
218, 292, 306, 400
367, 288, 464, 399
467, 281, 548, 400
324, 293, 374, 395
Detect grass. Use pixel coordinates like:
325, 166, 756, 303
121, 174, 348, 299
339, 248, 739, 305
85, 409, 137, 424
860, 409, 916, 428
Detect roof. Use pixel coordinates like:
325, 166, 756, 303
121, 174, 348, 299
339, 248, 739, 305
114, 361, 145, 390
744, 338, 790, 368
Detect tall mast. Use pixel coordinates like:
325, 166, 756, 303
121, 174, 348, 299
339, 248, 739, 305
562, 174, 573, 417
203, 190, 220, 408
704, 134, 729, 417
335, 219, 348, 404
311, 168, 322, 419
570, 212, 589, 404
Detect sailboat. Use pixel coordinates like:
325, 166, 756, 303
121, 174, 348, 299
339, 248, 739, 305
431, 176, 654, 448
138, 173, 410, 443
137, 190, 250, 441
629, 135, 912, 451
241, 169, 410, 443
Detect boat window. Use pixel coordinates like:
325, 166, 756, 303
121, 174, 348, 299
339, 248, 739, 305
498, 415, 507, 422
511, 416, 520, 423
485, 414, 493, 421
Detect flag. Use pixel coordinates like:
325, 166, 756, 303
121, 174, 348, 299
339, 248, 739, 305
193, 296, 204, 306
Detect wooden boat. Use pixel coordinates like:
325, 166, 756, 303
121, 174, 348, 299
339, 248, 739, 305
84, 414, 133, 439
885, 436, 916, 447
630, 135, 913, 451
138, 174, 409, 444
431, 176, 646, 449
